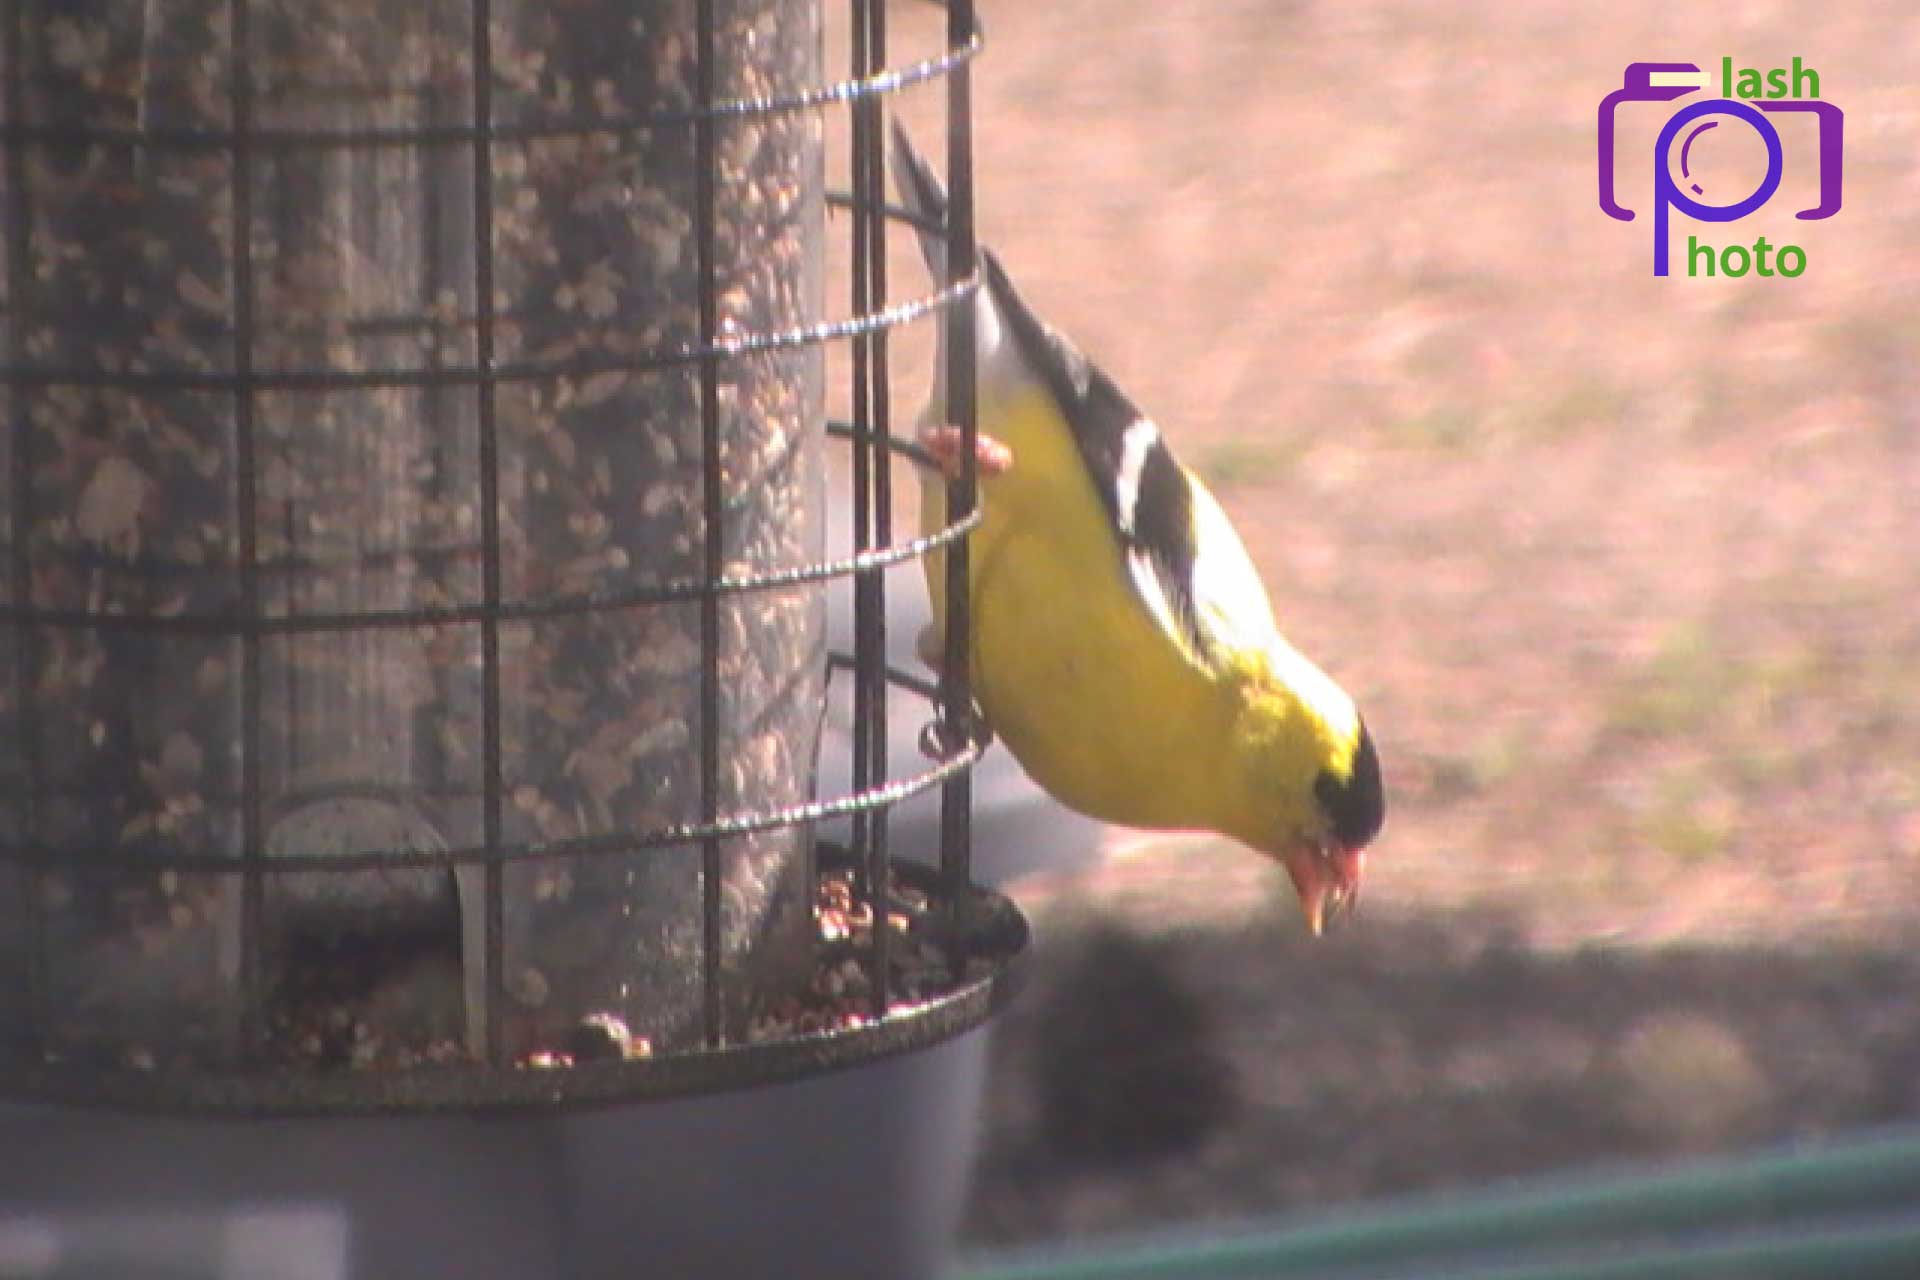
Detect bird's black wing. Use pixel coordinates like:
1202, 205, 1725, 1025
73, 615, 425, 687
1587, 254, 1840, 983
980, 250, 1213, 665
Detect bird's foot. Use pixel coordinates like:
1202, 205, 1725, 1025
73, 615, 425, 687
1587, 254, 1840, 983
918, 716, 970, 761
917, 706, 992, 760
918, 424, 1013, 480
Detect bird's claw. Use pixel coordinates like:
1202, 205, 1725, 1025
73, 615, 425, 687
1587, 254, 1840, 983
918, 717, 970, 761
918, 708, 991, 761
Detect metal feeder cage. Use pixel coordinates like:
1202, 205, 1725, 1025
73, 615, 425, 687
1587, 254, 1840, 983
0, 0, 1018, 1116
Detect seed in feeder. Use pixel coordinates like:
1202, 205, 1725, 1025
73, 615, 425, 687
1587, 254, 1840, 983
566, 508, 610, 546
640, 484, 676, 518
565, 1012, 634, 1062
508, 967, 551, 1009
577, 371, 625, 408
75, 455, 149, 553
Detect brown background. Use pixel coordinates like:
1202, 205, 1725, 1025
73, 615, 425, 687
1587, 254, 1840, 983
840, 0, 1920, 1250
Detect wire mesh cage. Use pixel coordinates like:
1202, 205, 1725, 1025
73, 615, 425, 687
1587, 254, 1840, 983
0, 0, 1018, 1112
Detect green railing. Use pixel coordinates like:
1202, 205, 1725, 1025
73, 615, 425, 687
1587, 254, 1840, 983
956, 1125, 1920, 1280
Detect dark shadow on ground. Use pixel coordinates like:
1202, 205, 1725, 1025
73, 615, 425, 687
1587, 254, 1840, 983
963, 904, 1920, 1247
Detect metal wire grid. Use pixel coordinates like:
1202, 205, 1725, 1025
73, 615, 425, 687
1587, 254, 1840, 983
0, 0, 1005, 1109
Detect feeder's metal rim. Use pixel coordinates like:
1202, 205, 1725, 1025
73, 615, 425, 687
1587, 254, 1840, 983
0, 860, 1027, 1117
0, 660, 984, 874
0, 267, 978, 393
0, 12, 980, 152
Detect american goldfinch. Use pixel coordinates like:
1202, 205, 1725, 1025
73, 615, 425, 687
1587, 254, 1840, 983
893, 124, 1384, 935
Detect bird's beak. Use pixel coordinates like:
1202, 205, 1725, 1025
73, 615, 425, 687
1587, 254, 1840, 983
1281, 842, 1366, 938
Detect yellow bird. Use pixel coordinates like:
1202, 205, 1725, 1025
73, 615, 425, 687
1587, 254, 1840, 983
893, 125, 1383, 934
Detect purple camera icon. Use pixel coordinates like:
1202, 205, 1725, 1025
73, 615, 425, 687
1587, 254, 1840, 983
1598, 62, 1843, 276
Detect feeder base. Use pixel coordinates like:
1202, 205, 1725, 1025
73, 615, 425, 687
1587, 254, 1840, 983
0, 1026, 990, 1280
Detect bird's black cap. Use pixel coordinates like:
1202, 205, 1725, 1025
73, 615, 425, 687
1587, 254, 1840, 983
1316, 720, 1384, 851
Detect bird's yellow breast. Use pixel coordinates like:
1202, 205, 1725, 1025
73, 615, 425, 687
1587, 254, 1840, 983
920, 387, 1245, 833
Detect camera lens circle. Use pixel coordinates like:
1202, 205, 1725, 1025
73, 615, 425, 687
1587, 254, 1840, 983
1654, 99, 1783, 223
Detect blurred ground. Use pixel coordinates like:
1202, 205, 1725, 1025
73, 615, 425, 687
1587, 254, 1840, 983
836, 0, 1920, 1253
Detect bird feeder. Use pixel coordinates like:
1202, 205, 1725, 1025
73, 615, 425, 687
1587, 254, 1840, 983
0, 0, 1014, 1269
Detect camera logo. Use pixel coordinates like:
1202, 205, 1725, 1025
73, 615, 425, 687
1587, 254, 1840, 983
1598, 59, 1843, 277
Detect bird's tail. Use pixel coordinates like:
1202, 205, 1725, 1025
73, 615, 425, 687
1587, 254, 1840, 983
889, 121, 1008, 428
889, 120, 950, 282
